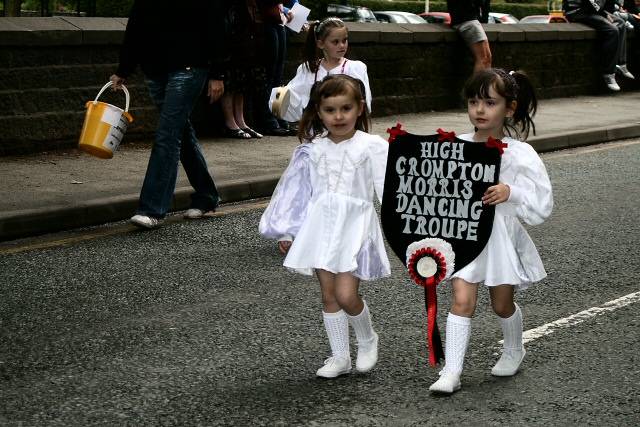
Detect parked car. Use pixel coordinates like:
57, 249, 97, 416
488, 12, 519, 24
420, 11, 519, 25
519, 14, 569, 23
326, 3, 378, 23
419, 11, 451, 25
374, 11, 427, 24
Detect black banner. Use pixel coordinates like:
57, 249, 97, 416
382, 131, 501, 275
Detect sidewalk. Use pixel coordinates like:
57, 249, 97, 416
1, 92, 640, 241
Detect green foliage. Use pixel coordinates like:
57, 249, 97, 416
95, 0, 133, 17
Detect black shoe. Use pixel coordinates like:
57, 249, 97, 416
222, 127, 251, 139
260, 127, 291, 136
241, 127, 263, 138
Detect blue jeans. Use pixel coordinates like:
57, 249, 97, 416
138, 68, 219, 218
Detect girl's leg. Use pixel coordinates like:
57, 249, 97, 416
430, 278, 478, 394
335, 273, 379, 373
489, 285, 525, 376
316, 269, 351, 378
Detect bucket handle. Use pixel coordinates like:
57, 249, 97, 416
93, 81, 130, 112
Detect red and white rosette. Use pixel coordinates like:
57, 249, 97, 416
406, 238, 455, 287
405, 238, 455, 367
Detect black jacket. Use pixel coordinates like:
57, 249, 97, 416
563, 0, 609, 19
116, 0, 229, 80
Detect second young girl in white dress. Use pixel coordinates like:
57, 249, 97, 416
430, 68, 553, 395
260, 75, 389, 378
269, 17, 372, 122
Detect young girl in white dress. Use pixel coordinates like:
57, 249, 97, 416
260, 75, 389, 378
269, 17, 372, 122
429, 68, 553, 394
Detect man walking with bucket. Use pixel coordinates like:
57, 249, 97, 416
110, 0, 229, 229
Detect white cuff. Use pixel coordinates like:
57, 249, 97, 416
507, 184, 525, 205
278, 234, 293, 242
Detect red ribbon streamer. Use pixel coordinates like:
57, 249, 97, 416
406, 248, 446, 366
386, 122, 408, 143
485, 136, 508, 154
425, 283, 441, 366
436, 128, 456, 142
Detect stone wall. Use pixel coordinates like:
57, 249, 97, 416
0, 17, 638, 155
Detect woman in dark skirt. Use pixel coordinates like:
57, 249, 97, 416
220, 0, 265, 139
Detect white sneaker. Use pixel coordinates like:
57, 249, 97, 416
355, 331, 378, 373
316, 356, 351, 378
616, 64, 635, 80
429, 371, 461, 394
491, 347, 526, 377
130, 214, 159, 229
184, 208, 217, 219
603, 74, 621, 91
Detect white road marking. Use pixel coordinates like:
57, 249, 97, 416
499, 291, 640, 345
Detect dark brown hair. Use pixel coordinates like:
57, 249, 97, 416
463, 68, 538, 140
297, 75, 370, 143
304, 17, 347, 73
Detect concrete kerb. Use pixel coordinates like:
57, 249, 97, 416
2, 127, 640, 242
0, 175, 281, 242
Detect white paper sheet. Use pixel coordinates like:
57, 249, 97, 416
285, 3, 311, 33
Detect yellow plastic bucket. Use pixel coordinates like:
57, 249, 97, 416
78, 81, 134, 159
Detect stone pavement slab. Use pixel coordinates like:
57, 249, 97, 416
1, 92, 639, 241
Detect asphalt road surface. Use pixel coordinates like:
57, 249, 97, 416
1, 140, 639, 426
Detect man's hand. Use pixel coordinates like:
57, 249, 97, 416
286, 10, 294, 23
208, 79, 224, 103
109, 74, 126, 90
278, 240, 292, 255
482, 183, 510, 205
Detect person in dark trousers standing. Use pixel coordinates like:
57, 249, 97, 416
110, 0, 229, 229
255, 1, 293, 136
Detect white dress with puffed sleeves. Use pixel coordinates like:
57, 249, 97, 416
452, 134, 554, 289
268, 58, 372, 122
259, 130, 390, 280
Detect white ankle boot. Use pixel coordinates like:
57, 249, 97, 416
429, 313, 471, 395
318, 310, 351, 378
492, 348, 526, 376
355, 331, 378, 373
429, 371, 461, 394
316, 355, 352, 378
492, 303, 525, 377
347, 301, 379, 373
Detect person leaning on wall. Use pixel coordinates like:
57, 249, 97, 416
110, 0, 230, 229
447, 0, 492, 72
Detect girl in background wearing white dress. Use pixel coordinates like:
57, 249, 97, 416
269, 17, 372, 122
260, 75, 389, 378
430, 69, 553, 394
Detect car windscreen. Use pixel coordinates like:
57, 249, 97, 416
357, 9, 377, 21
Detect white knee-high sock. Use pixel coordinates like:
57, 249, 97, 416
323, 310, 350, 358
499, 303, 523, 351
443, 312, 471, 376
346, 300, 375, 345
